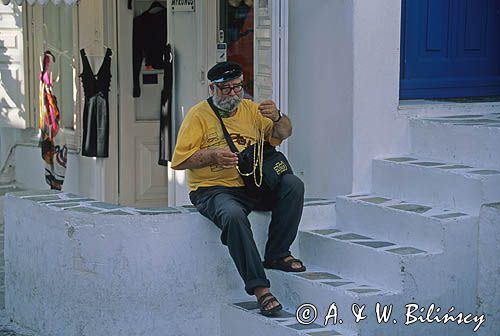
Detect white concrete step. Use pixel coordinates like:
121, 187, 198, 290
372, 156, 500, 215
221, 300, 356, 336
298, 229, 437, 291
410, 114, 500, 168
250, 199, 336, 263
265, 265, 477, 336
301, 199, 337, 231
335, 193, 477, 251
476, 203, 500, 336
265, 265, 399, 335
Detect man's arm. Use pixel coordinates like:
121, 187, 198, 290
258, 100, 292, 140
271, 114, 292, 140
171, 148, 238, 170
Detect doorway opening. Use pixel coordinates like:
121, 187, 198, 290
218, 0, 255, 99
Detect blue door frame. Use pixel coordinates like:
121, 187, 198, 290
400, 0, 500, 99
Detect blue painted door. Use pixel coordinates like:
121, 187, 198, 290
400, 0, 500, 99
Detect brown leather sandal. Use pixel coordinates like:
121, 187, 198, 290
258, 292, 283, 316
263, 255, 306, 272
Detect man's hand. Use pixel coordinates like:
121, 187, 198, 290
258, 100, 280, 122
258, 99, 292, 140
171, 147, 238, 170
212, 148, 238, 169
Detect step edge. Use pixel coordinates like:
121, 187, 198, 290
223, 302, 353, 335
336, 194, 475, 222
301, 229, 442, 256
266, 265, 402, 297
373, 157, 500, 179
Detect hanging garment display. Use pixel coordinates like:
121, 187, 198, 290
132, 1, 167, 97
80, 48, 112, 157
39, 51, 68, 190
158, 43, 173, 165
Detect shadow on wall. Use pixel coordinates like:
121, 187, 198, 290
0, 5, 26, 127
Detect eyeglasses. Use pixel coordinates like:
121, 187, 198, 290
216, 83, 244, 95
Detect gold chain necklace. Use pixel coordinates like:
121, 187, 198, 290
253, 118, 264, 187
235, 115, 265, 187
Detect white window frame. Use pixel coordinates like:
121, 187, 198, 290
272, 0, 288, 155
24, 3, 81, 150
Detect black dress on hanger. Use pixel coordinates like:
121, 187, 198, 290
80, 48, 112, 158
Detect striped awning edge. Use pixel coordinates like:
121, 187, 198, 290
2, 0, 78, 5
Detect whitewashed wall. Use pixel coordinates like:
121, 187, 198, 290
13, 146, 112, 199
288, 0, 409, 198
351, 0, 409, 192
288, 0, 354, 198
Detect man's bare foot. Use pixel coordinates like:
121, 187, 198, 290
254, 287, 282, 315
263, 255, 306, 272
283, 256, 303, 270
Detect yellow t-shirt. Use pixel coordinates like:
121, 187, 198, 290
171, 99, 281, 191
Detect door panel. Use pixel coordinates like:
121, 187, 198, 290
400, 0, 500, 99
118, 0, 168, 208
135, 137, 168, 202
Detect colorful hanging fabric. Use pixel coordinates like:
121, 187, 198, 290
39, 51, 67, 190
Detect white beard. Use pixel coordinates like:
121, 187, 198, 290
213, 90, 244, 112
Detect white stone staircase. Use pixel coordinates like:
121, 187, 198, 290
221, 113, 500, 336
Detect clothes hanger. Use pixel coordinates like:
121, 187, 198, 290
39, 27, 62, 82
44, 44, 77, 83
46, 43, 72, 62
147, 1, 165, 14
40, 25, 57, 80
39, 50, 57, 85
81, 30, 111, 57
82, 40, 111, 57
42, 51, 55, 71
41, 24, 74, 63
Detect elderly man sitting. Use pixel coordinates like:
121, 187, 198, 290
171, 61, 306, 316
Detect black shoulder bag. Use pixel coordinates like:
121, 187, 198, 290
207, 97, 293, 194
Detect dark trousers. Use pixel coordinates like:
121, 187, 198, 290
189, 174, 305, 295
